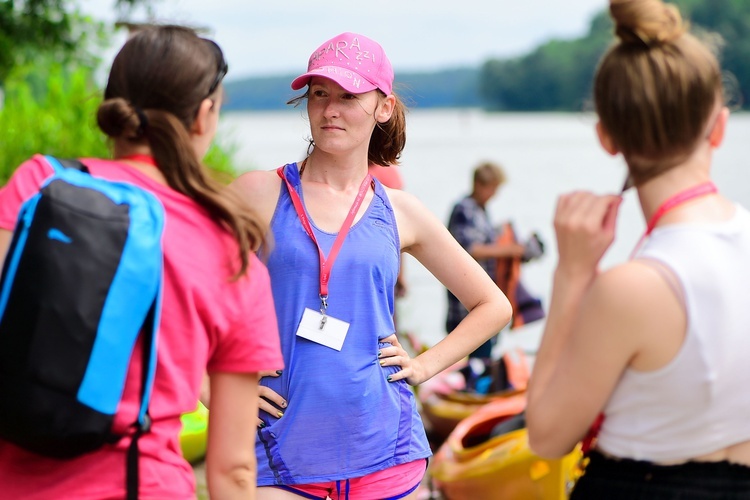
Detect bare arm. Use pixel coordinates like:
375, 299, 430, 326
381, 190, 513, 385
527, 192, 620, 457
0, 229, 12, 269
206, 371, 261, 500
199, 372, 211, 407
469, 241, 526, 260
230, 169, 283, 228
526, 192, 686, 458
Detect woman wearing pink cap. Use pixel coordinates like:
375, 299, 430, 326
232, 32, 513, 499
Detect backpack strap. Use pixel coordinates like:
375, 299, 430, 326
127, 299, 159, 500
44, 155, 90, 174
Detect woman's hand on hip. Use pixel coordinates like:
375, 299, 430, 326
378, 334, 427, 386
257, 370, 286, 427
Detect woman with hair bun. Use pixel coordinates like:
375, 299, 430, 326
0, 25, 282, 499
527, 0, 750, 497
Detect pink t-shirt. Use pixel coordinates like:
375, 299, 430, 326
0, 155, 283, 499
368, 163, 405, 190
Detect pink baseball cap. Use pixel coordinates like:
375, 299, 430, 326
291, 32, 394, 95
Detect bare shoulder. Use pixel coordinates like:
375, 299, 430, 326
582, 260, 684, 346
231, 169, 282, 226
387, 189, 443, 226
232, 169, 280, 195
591, 260, 679, 311
385, 189, 444, 250
584, 259, 687, 371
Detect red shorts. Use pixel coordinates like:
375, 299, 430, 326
274, 459, 427, 500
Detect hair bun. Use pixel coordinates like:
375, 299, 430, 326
610, 0, 685, 47
97, 98, 143, 139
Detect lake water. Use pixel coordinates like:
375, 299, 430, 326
218, 109, 750, 355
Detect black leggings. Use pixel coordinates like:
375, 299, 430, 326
571, 451, 750, 500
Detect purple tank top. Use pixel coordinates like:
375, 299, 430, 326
256, 163, 431, 485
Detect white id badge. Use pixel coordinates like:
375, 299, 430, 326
296, 308, 350, 351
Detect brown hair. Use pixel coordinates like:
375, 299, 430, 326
473, 161, 507, 187
288, 90, 407, 166
594, 0, 723, 185
96, 25, 265, 279
369, 92, 407, 166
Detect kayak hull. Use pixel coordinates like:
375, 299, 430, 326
431, 396, 582, 499
421, 389, 525, 441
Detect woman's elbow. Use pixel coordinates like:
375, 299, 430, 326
526, 411, 573, 459
528, 432, 566, 460
207, 458, 257, 498
495, 289, 513, 327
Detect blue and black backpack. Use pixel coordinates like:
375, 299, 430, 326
0, 156, 165, 498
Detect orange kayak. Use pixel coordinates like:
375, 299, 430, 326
430, 399, 582, 499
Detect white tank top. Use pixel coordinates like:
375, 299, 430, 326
597, 205, 750, 462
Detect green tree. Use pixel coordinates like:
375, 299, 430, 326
0, 0, 240, 180
479, 0, 750, 111
480, 12, 612, 111
0, 63, 107, 183
0, 0, 154, 84
679, 0, 750, 108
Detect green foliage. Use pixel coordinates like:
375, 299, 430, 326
0, 0, 156, 85
0, 63, 108, 183
204, 138, 240, 183
479, 0, 750, 111
0, 1, 240, 183
678, 0, 750, 108
480, 11, 613, 111
0, 1, 112, 84
0, 62, 239, 185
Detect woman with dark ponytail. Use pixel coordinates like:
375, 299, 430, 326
527, 0, 750, 498
0, 25, 282, 499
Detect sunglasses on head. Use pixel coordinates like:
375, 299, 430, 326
202, 38, 228, 98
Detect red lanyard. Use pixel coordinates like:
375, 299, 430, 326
120, 154, 158, 168
276, 166, 372, 310
630, 181, 718, 258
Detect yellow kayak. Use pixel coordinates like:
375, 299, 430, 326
180, 402, 209, 464
430, 398, 583, 499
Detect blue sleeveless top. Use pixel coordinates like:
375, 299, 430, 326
256, 163, 432, 485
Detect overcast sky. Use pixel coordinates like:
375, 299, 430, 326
86, 0, 609, 81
